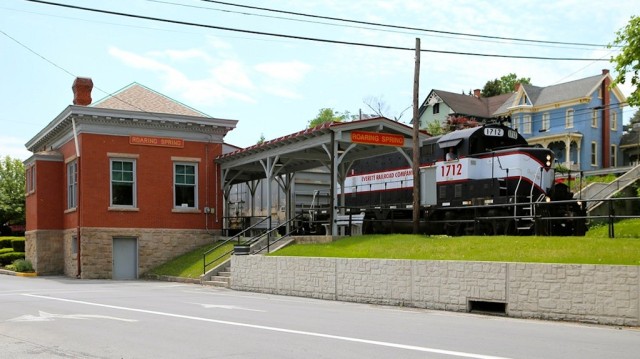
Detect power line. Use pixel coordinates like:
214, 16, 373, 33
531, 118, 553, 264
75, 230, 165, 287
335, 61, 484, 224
25, 0, 609, 62
199, 0, 616, 48
147, 0, 609, 52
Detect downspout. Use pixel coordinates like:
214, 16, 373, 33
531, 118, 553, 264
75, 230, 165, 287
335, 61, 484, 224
601, 71, 611, 168
72, 117, 82, 278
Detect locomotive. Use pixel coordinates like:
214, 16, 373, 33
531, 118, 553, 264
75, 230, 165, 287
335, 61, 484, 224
340, 123, 587, 236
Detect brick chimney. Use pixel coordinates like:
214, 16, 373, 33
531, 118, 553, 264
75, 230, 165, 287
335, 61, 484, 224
72, 77, 93, 106
473, 89, 481, 98
514, 83, 521, 92
602, 69, 609, 75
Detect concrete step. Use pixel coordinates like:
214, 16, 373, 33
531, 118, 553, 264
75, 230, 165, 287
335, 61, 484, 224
218, 271, 231, 277
202, 280, 229, 287
211, 275, 230, 284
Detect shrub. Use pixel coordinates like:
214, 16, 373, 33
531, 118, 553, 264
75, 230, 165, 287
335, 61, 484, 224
12, 259, 33, 272
0, 239, 11, 248
11, 238, 25, 252
0, 252, 25, 266
0, 248, 13, 254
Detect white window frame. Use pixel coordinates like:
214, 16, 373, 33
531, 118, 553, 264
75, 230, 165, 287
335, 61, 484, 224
542, 112, 550, 131
110, 158, 137, 208
432, 103, 440, 115
67, 161, 78, 209
611, 144, 617, 167
611, 111, 618, 131
173, 162, 198, 209
565, 109, 574, 129
591, 142, 598, 166
26, 165, 36, 194
512, 116, 519, 132
591, 109, 598, 128
523, 115, 531, 134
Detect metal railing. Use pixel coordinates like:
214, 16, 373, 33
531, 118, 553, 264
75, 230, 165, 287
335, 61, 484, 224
202, 216, 268, 274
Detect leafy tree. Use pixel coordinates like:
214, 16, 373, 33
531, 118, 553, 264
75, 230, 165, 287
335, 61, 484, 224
481, 73, 531, 97
425, 119, 444, 136
443, 115, 480, 132
257, 133, 265, 144
610, 15, 640, 107
630, 109, 640, 125
0, 156, 25, 226
308, 108, 352, 128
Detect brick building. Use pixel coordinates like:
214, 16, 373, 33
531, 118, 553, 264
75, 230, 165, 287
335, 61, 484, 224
24, 78, 237, 279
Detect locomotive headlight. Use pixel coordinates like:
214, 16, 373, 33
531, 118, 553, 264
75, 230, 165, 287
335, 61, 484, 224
546, 160, 551, 166
546, 154, 551, 161
577, 201, 582, 206
545, 196, 551, 202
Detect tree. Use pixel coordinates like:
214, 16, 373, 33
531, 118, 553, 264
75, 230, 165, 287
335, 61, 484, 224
425, 119, 444, 136
308, 108, 352, 128
0, 156, 25, 226
257, 133, 265, 145
610, 15, 640, 107
630, 109, 640, 125
481, 73, 531, 97
363, 95, 411, 122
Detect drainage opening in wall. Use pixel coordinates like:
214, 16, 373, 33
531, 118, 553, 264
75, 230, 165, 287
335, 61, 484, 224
468, 300, 506, 316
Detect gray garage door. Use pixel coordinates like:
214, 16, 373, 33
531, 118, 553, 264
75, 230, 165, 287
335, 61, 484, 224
112, 237, 138, 280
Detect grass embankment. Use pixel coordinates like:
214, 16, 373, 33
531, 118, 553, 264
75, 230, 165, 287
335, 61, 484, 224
151, 219, 640, 278
147, 242, 234, 278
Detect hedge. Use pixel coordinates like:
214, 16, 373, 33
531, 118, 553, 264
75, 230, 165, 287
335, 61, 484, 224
11, 238, 25, 252
0, 252, 25, 266
0, 248, 13, 254
0, 239, 11, 248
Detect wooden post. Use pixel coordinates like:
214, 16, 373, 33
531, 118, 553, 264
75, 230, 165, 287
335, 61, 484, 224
412, 38, 421, 234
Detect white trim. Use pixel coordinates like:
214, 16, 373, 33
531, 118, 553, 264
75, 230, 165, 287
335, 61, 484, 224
173, 161, 198, 209
110, 158, 137, 208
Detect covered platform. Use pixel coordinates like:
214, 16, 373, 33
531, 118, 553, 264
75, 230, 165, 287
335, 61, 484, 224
216, 117, 430, 236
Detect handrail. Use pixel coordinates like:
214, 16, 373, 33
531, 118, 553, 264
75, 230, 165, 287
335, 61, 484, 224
583, 164, 640, 211
202, 216, 269, 274
254, 214, 303, 254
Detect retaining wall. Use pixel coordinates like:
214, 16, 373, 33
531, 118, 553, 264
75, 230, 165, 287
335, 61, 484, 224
231, 256, 639, 326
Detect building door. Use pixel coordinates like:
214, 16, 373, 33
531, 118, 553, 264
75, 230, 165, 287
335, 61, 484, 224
112, 237, 138, 280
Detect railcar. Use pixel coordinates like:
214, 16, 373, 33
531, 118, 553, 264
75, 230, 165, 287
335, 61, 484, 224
341, 123, 586, 235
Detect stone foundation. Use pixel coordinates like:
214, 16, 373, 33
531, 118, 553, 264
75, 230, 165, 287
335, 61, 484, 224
25, 230, 64, 275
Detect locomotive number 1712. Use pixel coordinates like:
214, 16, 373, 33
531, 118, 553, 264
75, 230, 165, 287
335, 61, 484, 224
441, 163, 462, 177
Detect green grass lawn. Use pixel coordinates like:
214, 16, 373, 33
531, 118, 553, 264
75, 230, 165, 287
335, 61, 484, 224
150, 219, 640, 278
147, 242, 234, 278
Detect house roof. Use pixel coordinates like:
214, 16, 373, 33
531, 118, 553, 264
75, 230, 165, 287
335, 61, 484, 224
92, 83, 209, 117
493, 73, 625, 115
422, 90, 512, 119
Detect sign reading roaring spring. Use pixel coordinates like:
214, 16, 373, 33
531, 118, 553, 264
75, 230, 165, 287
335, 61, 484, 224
351, 131, 405, 146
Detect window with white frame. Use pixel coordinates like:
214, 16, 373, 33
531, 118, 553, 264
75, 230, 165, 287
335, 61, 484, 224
111, 159, 136, 207
591, 109, 598, 128
433, 103, 440, 115
611, 145, 617, 167
542, 112, 550, 131
25, 165, 36, 194
512, 116, 519, 132
523, 115, 531, 134
591, 142, 597, 166
565, 109, 574, 128
174, 163, 197, 208
611, 111, 618, 131
67, 161, 78, 209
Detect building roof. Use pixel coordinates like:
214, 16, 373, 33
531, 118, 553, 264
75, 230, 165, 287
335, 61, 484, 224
422, 90, 512, 119
493, 73, 624, 115
92, 83, 209, 117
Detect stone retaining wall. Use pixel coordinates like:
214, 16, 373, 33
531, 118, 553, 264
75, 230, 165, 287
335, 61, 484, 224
231, 256, 639, 326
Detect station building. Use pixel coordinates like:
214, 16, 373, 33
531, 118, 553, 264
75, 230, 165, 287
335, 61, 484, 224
24, 78, 237, 279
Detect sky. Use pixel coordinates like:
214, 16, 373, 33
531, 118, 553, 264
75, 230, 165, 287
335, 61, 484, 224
1, 0, 638, 161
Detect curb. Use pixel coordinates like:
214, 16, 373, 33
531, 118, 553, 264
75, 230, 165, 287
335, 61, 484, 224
0, 268, 37, 277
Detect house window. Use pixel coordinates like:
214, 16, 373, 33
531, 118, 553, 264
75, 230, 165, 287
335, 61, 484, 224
174, 163, 197, 208
523, 115, 531, 134
25, 165, 36, 194
591, 110, 598, 128
611, 111, 617, 131
433, 103, 440, 115
67, 161, 78, 209
542, 112, 550, 131
591, 142, 597, 166
611, 145, 617, 167
111, 159, 136, 207
565, 109, 574, 128
512, 116, 519, 132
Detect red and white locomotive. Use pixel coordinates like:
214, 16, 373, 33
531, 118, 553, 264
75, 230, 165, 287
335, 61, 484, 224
341, 123, 586, 235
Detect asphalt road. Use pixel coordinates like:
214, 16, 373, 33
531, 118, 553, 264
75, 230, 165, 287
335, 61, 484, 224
1, 275, 638, 359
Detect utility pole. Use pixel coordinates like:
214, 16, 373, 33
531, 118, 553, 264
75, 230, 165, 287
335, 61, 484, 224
412, 38, 421, 234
